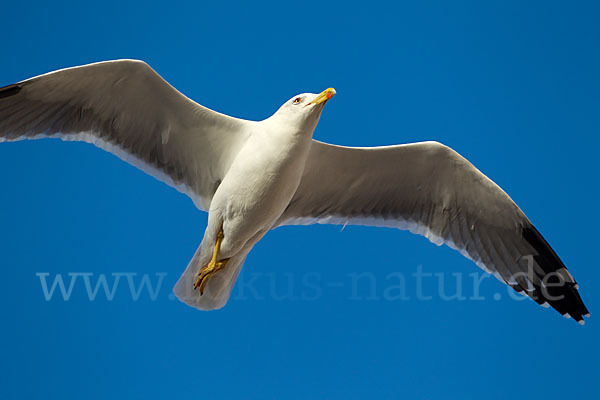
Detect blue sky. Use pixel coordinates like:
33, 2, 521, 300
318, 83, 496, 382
1, 1, 599, 399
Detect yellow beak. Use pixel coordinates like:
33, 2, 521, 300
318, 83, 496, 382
307, 88, 336, 106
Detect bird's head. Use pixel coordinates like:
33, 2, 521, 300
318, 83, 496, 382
270, 88, 336, 132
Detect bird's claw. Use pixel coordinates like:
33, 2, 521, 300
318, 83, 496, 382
193, 226, 229, 295
194, 259, 228, 295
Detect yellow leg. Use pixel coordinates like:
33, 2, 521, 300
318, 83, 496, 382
194, 228, 230, 295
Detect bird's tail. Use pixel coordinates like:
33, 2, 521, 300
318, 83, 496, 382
173, 244, 248, 310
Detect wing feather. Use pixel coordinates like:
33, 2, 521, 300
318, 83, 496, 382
277, 140, 589, 323
0, 60, 251, 210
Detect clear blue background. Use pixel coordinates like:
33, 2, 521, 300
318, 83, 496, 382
1, 1, 598, 399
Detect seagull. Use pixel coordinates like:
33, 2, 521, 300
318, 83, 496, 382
0, 60, 589, 324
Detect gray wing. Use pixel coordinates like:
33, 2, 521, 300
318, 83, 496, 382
0, 59, 250, 211
277, 140, 589, 323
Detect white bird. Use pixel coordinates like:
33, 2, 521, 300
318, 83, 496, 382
0, 60, 589, 323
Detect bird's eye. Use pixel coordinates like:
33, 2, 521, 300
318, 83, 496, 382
293, 97, 302, 105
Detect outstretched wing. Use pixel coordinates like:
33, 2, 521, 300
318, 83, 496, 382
277, 140, 589, 323
0, 59, 251, 210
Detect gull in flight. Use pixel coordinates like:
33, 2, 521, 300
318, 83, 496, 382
0, 60, 589, 324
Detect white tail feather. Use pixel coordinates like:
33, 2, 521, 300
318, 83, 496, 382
173, 246, 248, 310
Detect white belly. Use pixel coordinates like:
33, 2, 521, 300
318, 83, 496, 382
208, 128, 311, 256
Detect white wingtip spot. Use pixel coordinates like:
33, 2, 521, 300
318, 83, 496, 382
574, 284, 579, 289
584, 313, 591, 318
541, 302, 550, 308
578, 320, 585, 326
563, 313, 571, 319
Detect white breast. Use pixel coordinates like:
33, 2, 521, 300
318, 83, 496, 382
209, 121, 313, 253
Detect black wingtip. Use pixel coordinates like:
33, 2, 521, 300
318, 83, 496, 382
521, 224, 590, 324
0, 83, 22, 99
